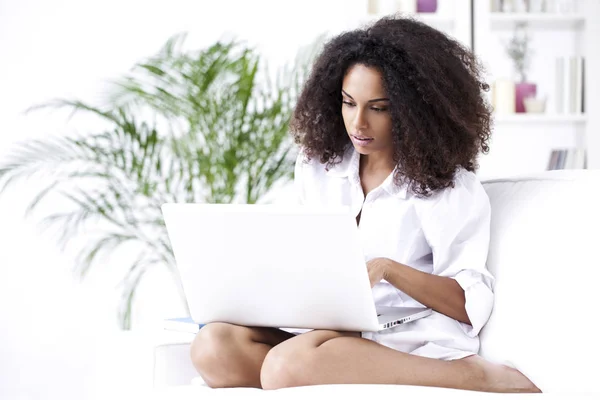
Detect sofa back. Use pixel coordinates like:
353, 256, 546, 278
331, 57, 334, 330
480, 170, 600, 393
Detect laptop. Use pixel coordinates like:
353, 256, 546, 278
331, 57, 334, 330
161, 203, 432, 332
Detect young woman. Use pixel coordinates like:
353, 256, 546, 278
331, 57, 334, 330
190, 16, 540, 393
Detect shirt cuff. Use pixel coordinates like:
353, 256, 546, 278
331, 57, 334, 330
453, 269, 494, 337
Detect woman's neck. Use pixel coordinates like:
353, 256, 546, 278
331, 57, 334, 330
359, 153, 395, 176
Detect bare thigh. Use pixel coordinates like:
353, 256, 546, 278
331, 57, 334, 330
190, 322, 295, 388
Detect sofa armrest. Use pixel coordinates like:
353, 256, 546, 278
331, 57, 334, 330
153, 333, 203, 388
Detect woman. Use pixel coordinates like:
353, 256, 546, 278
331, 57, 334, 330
190, 16, 540, 393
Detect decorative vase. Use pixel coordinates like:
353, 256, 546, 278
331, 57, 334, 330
515, 82, 537, 113
417, 0, 437, 13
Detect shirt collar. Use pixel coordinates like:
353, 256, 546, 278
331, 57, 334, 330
324, 146, 359, 179
325, 146, 408, 199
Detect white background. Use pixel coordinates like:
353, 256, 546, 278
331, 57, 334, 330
1, 0, 596, 398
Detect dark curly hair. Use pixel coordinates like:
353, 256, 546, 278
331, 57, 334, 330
290, 16, 492, 197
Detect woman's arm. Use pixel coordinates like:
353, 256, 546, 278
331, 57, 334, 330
367, 257, 470, 325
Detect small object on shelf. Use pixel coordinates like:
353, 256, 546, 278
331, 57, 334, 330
376, 0, 399, 15
546, 0, 577, 13
367, 0, 378, 14
555, 55, 585, 114
514, 0, 527, 13
398, 0, 417, 14
492, 79, 516, 114
523, 96, 546, 113
528, 0, 545, 13
569, 56, 584, 114
547, 148, 587, 170
502, 0, 515, 12
555, 56, 565, 113
516, 82, 537, 113
417, 0, 437, 13
505, 22, 537, 113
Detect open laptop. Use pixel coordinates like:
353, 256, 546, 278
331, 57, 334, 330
161, 203, 432, 332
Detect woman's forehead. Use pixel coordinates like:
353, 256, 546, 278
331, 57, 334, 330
342, 64, 387, 99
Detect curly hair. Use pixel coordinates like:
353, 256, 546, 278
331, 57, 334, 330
290, 16, 492, 197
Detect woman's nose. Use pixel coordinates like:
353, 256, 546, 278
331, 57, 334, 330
353, 110, 368, 130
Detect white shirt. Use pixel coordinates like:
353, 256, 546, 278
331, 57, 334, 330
294, 146, 495, 360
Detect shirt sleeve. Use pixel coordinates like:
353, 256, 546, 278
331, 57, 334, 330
294, 152, 306, 206
420, 170, 495, 337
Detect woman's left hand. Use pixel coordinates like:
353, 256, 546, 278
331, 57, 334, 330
366, 257, 391, 287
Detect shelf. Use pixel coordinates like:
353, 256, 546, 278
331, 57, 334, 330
490, 13, 586, 30
494, 114, 587, 124
363, 13, 454, 29
414, 13, 454, 27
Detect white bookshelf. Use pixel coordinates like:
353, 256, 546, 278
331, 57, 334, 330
474, 0, 600, 177
362, 12, 455, 30
351, 1, 599, 177
359, 0, 473, 49
489, 12, 586, 29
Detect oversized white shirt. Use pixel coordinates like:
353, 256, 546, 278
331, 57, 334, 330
294, 146, 495, 360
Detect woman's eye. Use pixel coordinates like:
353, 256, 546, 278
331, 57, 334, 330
342, 101, 355, 107
371, 107, 388, 112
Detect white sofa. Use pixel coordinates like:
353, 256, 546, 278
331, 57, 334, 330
150, 170, 600, 398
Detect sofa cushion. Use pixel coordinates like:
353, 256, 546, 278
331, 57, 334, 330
149, 381, 598, 399
480, 171, 600, 394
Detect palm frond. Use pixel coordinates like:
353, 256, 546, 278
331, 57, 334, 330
74, 232, 139, 280
25, 99, 120, 126
0, 32, 321, 329
117, 254, 163, 329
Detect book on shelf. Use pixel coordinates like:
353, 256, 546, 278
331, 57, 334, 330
547, 148, 587, 170
555, 56, 585, 114
163, 317, 204, 334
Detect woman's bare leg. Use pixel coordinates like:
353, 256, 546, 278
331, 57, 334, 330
190, 322, 295, 388
261, 330, 540, 393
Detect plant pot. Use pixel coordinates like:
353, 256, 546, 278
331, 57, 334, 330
515, 82, 537, 113
417, 0, 437, 13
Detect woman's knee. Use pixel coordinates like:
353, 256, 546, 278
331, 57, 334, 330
260, 341, 315, 390
190, 322, 242, 385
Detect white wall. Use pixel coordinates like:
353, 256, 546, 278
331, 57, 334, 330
3, 1, 594, 398
473, 0, 599, 179
0, 1, 362, 398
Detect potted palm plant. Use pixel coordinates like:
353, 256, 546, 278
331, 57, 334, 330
0, 34, 319, 329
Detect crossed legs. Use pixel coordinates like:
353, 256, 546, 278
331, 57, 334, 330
190, 322, 295, 388
191, 322, 540, 393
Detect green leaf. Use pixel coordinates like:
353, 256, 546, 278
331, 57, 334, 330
0, 32, 322, 329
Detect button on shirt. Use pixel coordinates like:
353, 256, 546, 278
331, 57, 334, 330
294, 146, 495, 360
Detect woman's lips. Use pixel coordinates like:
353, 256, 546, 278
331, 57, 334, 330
351, 134, 374, 146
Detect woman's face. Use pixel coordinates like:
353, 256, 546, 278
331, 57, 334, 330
341, 64, 394, 157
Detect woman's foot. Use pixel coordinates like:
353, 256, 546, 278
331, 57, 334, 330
460, 355, 542, 393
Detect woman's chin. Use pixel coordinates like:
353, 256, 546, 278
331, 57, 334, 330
351, 144, 374, 155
